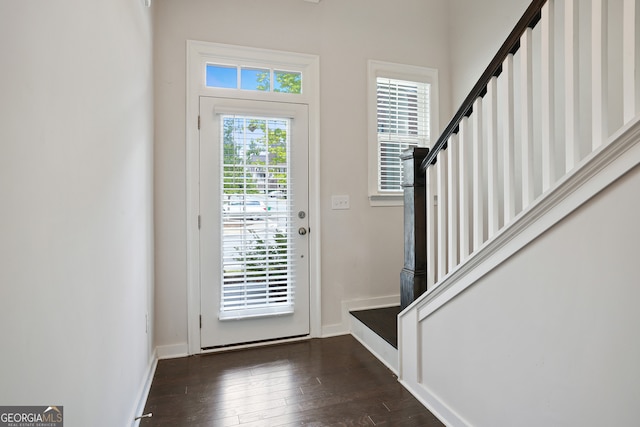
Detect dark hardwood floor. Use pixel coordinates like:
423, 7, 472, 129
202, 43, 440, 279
141, 335, 443, 426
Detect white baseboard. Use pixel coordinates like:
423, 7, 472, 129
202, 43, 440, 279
344, 295, 400, 312
321, 323, 348, 338
130, 349, 158, 427
156, 343, 189, 360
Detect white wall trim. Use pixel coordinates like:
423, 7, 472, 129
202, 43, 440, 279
321, 324, 349, 338
130, 349, 158, 427
156, 343, 189, 360
186, 41, 321, 355
321, 295, 400, 337
402, 116, 640, 322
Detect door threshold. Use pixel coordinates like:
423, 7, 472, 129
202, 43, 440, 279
200, 334, 310, 353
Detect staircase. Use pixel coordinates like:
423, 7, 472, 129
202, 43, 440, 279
358, 0, 640, 425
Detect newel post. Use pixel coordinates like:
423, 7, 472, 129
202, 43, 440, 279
400, 147, 429, 310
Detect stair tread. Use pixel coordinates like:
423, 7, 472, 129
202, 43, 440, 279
350, 306, 401, 349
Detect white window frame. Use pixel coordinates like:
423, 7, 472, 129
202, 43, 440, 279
367, 60, 439, 206
186, 41, 321, 355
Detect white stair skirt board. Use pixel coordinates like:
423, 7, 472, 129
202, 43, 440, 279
350, 313, 399, 375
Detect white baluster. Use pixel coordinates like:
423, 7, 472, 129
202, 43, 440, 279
447, 134, 459, 272
592, 0, 609, 149
623, 0, 637, 124
521, 27, 535, 208
486, 77, 500, 238
541, 0, 556, 191
458, 117, 471, 261
436, 149, 448, 280
502, 54, 516, 223
426, 165, 436, 287
565, 0, 580, 172
472, 97, 484, 251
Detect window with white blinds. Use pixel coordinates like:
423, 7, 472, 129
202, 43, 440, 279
376, 77, 430, 192
367, 60, 438, 205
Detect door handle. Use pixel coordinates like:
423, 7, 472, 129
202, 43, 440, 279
298, 227, 308, 236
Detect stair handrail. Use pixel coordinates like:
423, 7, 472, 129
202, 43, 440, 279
419, 0, 547, 172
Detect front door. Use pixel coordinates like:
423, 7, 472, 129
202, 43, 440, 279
199, 97, 310, 349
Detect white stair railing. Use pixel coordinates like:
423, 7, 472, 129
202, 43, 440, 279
420, 0, 638, 288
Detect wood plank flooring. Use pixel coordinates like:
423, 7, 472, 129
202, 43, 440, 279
141, 335, 443, 426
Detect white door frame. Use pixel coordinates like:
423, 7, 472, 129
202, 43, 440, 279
185, 40, 321, 355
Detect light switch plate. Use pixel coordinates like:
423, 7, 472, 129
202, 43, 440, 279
331, 195, 350, 210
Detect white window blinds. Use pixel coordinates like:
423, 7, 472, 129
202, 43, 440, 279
376, 77, 430, 192
219, 115, 295, 320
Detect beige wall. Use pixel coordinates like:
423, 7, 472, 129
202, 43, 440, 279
0, 1, 155, 425
447, 0, 530, 107
153, 0, 452, 348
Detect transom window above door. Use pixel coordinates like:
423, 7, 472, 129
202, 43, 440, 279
206, 64, 302, 94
